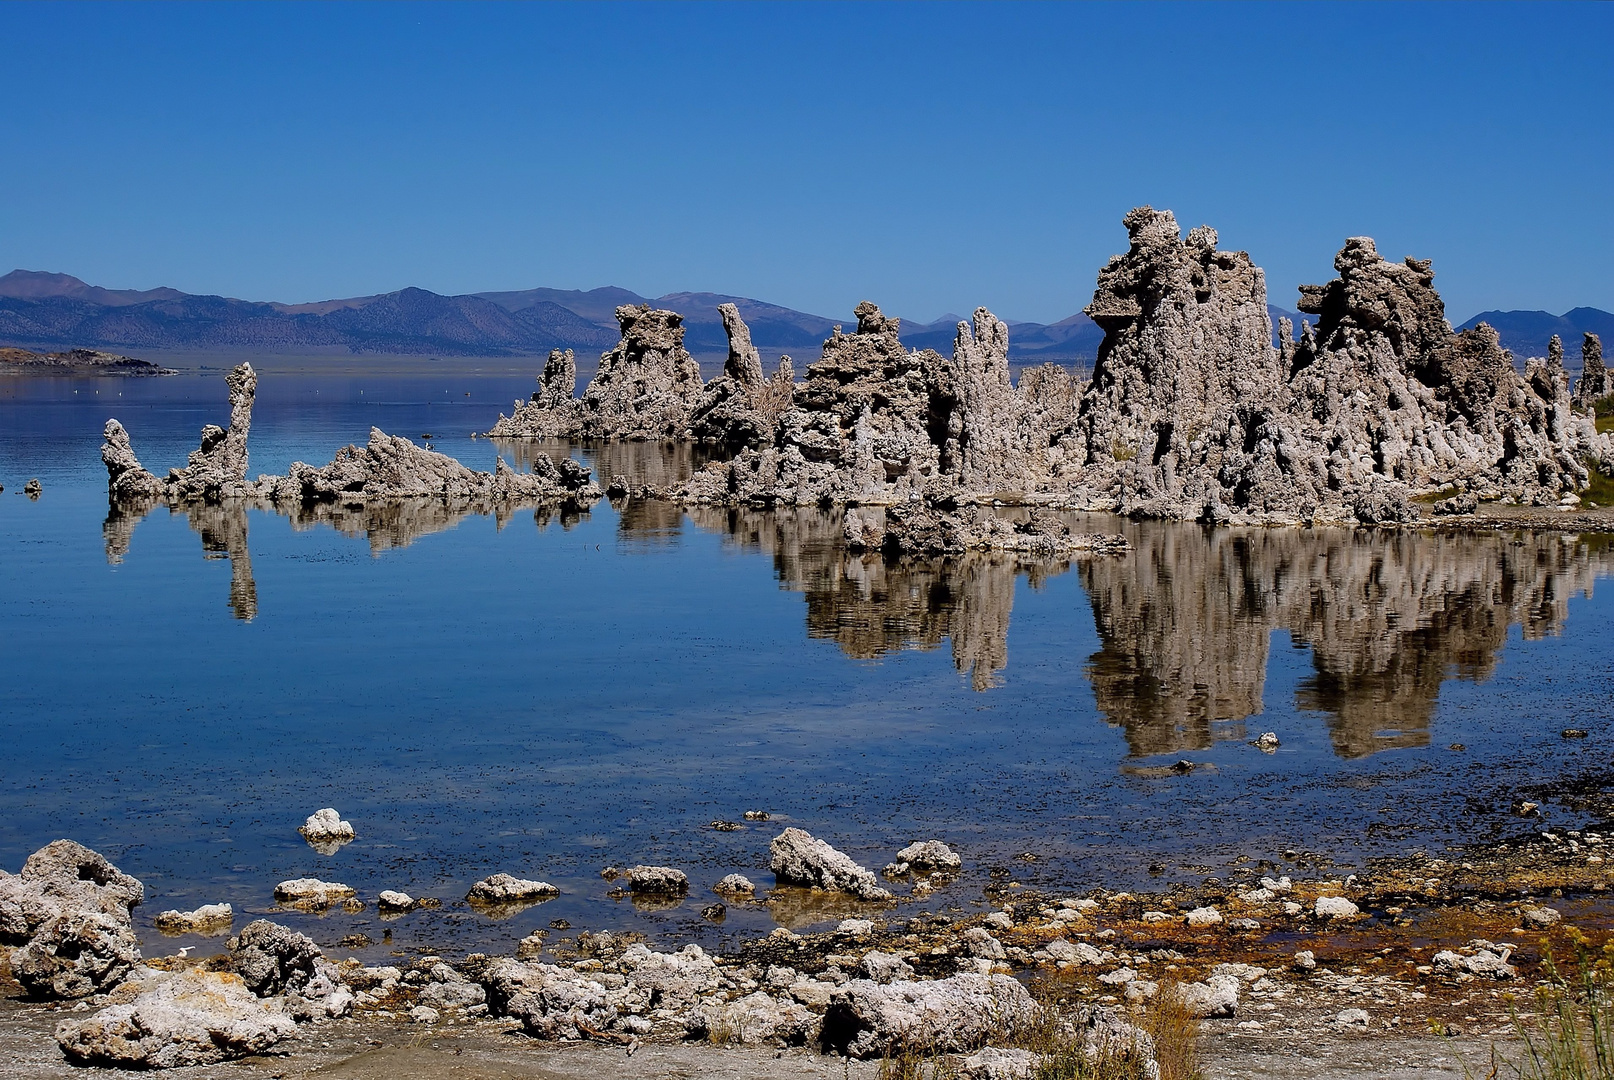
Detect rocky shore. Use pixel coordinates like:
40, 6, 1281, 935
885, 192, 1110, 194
0, 347, 173, 376
6, 808, 1612, 1076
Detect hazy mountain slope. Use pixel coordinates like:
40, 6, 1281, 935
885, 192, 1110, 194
2, 269, 1601, 366
1457, 307, 1614, 365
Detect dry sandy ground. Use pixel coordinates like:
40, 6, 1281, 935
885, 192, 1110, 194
0, 995, 1509, 1080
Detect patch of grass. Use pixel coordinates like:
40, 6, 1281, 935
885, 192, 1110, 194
1594, 396, 1614, 434
1582, 462, 1614, 508
1483, 938, 1614, 1079
875, 1040, 959, 1080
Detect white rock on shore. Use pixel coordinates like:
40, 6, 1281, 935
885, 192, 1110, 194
821, 973, 1037, 1058
54, 969, 297, 1068
0, 840, 147, 999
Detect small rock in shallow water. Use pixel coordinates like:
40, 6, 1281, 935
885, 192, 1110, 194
1184, 906, 1223, 927
466, 874, 558, 904
710, 820, 742, 831
1314, 896, 1360, 919
377, 890, 415, 911
273, 878, 355, 909
743, 810, 770, 821
1254, 732, 1280, 752
1563, 729, 1590, 739
1293, 950, 1317, 971
701, 903, 725, 921
625, 865, 688, 895
769, 828, 891, 901
1521, 905, 1562, 928
714, 873, 755, 896
298, 808, 355, 843
23, 478, 41, 498
894, 840, 962, 872
153, 903, 233, 936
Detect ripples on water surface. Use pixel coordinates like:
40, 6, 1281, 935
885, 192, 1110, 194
2, 371, 1612, 958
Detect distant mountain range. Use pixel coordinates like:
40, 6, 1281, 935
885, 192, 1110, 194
0, 270, 1604, 369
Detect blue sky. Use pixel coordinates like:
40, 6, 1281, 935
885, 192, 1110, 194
2, 1, 1608, 324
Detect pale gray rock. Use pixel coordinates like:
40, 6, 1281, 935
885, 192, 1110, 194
419, 978, 487, 1010
720, 302, 765, 386
488, 349, 582, 438
164, 363, 258, 502
615, 942, 722, 1011
54, 969, 297, 1068
272, 878, 354, 909
1578, 333, 1607, 406
101, 420, 166, 500
377, 890, 415, 911
895, 840, 962, 872
481, 958, 621, 1039
577, 305, 705, 439
714, 874, 756, 896
1521, 905, 1562, 928
229, 920, 322, 997
0, 840, 145, 999
821, 973, 1036, 1058
1433, 948, 1515, 979
298, 808, 354, 843
963, 927, 1006, 960
13, 910, 143, 1000
153, 903, 233, 936
686, 990, 819, 1047
625, 865, 689, 895
1314, 896, 1360, 919
769, 828, 892, 901
271, 428, 597, 506
959, 1047, 1037, 1080
857, 951, 916, 984
466, 873, 559, 904
1178, 974, 1239, 1018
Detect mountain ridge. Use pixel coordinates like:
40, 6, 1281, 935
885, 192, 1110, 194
0, 270, 1603, 367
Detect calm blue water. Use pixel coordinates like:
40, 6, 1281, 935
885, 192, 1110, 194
2, 370, 1612, 961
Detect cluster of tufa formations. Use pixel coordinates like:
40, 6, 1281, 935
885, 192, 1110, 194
102, 363, 600, 512
102, 207, 1612, 545
490, 207, 1613, 532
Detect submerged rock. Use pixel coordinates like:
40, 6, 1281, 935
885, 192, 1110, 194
55, 969, 297, 1068
769, 828, 892, 901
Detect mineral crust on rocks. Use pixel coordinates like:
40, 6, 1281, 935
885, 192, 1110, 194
488, 306, 704, 439
466, 873, 559, 904
625, 865, 690, 895
769, 828, 893, 901
689, 305, 797, 450
0, 840, 146, 999
272, 878, 355, 909
820, 973, 1036, 1058
103, 362, 600, 513
153, 903, 233, 936
298, 808, 355, 843
894, 840, 962, 872
54, 969, 298, 1069
1578, 333, 1608, 407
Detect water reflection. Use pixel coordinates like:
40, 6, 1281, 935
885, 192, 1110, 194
103, 447, 1614, 757
1082, 525, 1614, 758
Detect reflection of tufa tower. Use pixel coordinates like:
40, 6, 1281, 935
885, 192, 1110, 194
1082, 525, 1614, 758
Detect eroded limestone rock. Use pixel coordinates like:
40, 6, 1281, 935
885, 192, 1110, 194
769, 828, 892, 901
0, 840, 145, 999
55, 969, 297, 1069
153, 903, 233, 936
820, 973, 1036, 1058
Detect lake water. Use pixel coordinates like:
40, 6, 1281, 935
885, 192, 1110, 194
2, 370, 1612, 961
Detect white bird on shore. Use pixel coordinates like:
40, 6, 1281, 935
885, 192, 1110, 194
176, 947, 193, 958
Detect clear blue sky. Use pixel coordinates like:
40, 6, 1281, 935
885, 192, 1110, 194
2, 1, 1608, 324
